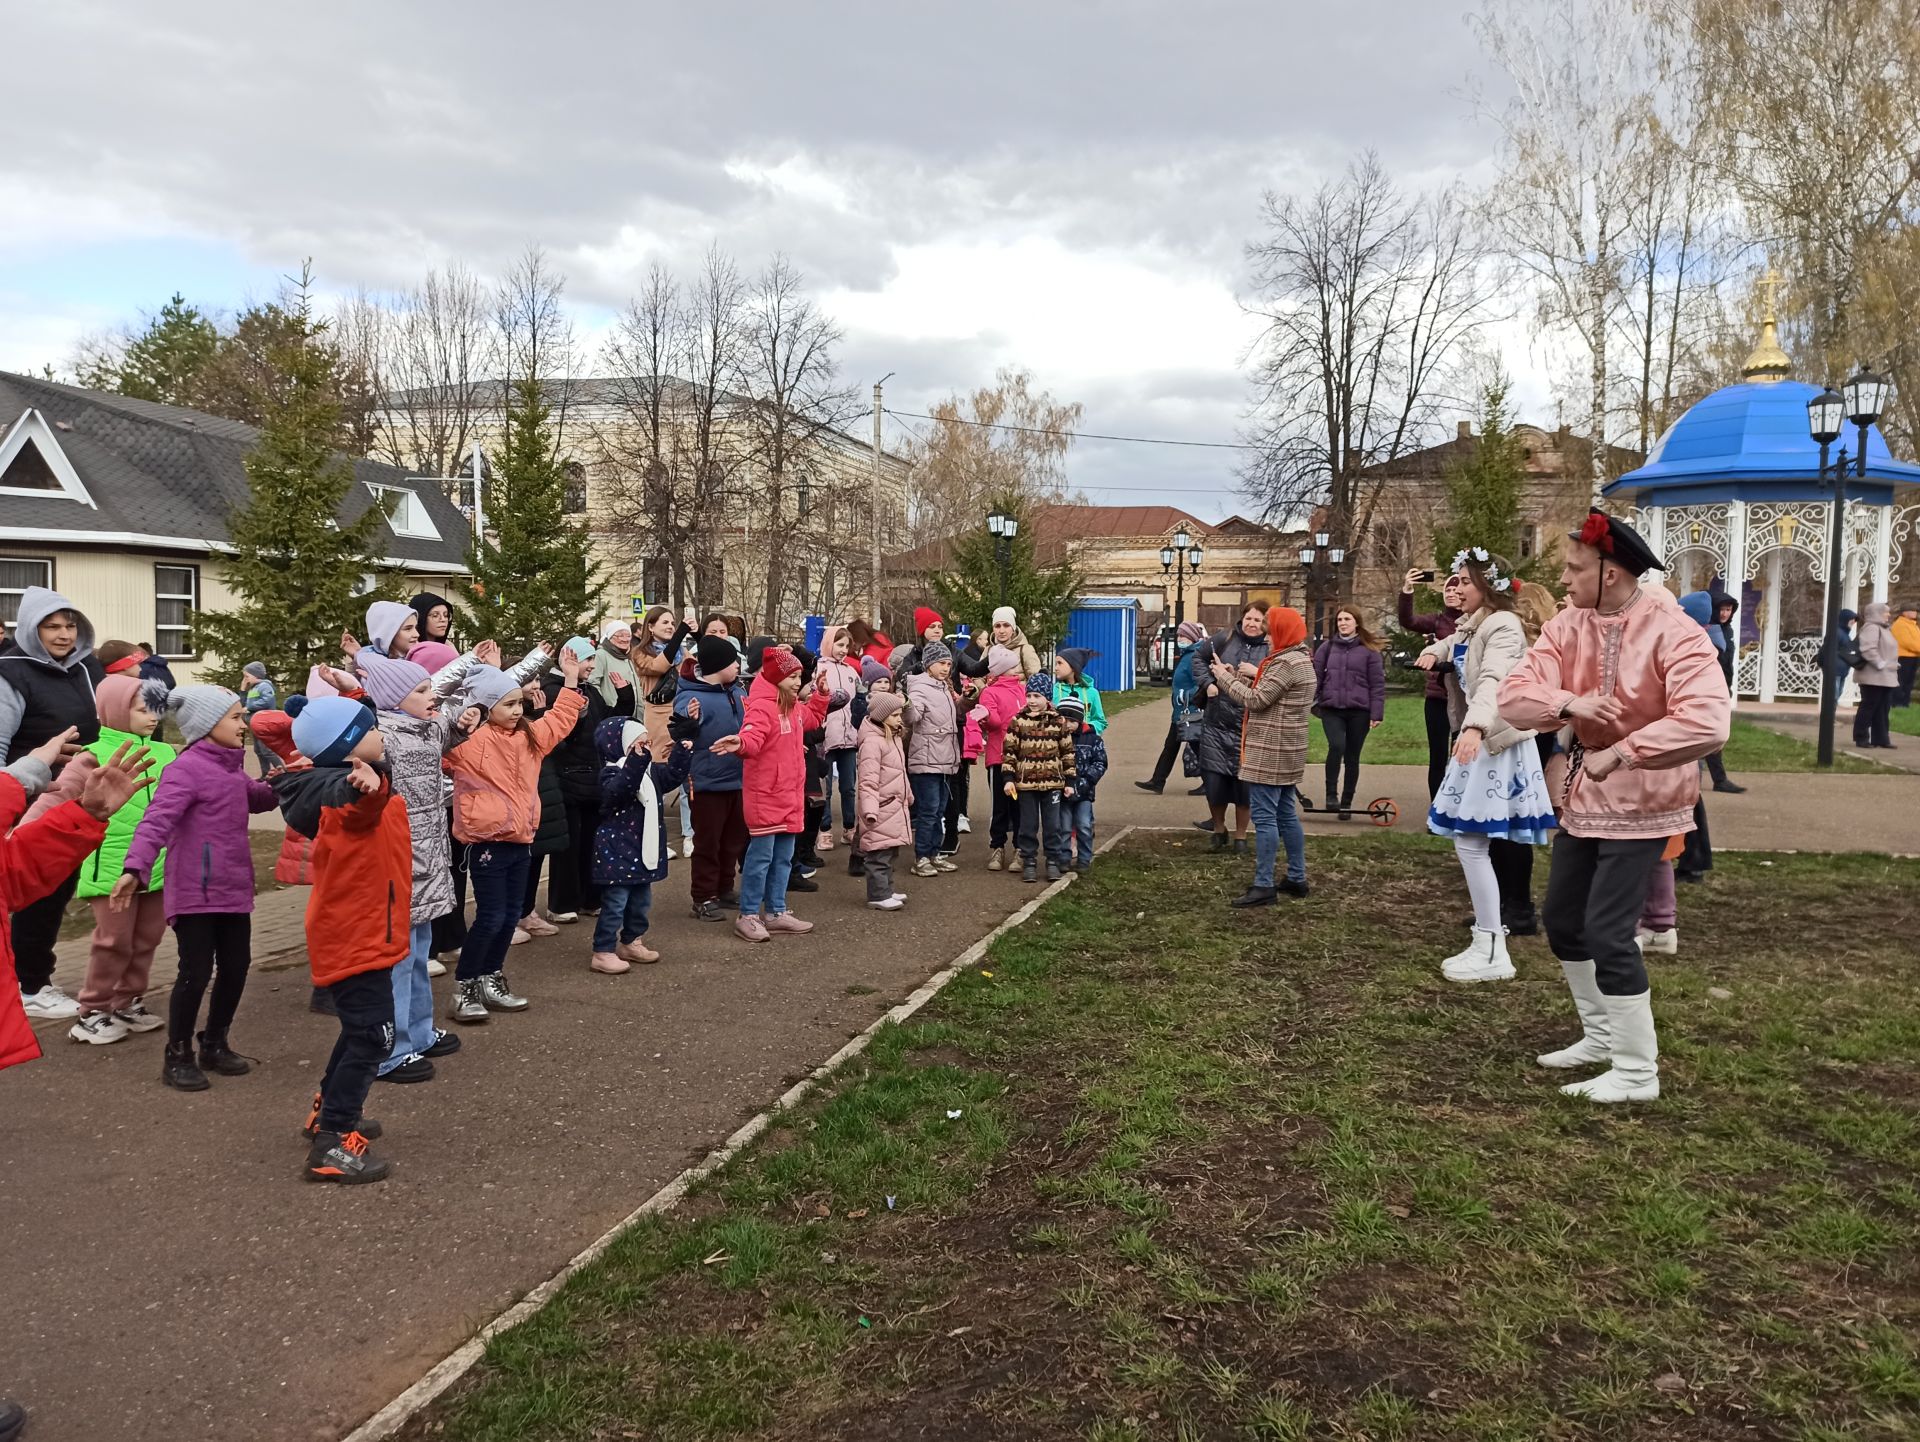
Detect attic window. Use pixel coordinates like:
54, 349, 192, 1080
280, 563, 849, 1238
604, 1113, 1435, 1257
0, 409, 96, 506
366, 482, 440, 540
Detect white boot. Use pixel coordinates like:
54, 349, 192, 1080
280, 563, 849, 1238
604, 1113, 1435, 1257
1561, 992, 1659, 1102
1440, 927, 1515, 983
1634, 928, 1678, 956
1537, 959, 1612, 1068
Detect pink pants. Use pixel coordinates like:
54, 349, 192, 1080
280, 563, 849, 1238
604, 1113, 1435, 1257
1638, 860, 1677, 932
78, 892, 168, 1016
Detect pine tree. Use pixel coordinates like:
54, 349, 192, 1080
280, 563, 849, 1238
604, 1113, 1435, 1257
193, 282, 385, 689
457, 373, 605, 655
1432, 381, 1541, 579
930, 498, 1081, 648
77, 293, 219, 404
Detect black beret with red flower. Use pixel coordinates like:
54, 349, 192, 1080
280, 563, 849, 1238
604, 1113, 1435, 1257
1569, 507, 1664, 576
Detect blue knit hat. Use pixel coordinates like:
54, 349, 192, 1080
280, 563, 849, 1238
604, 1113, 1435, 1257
286, 693, 377, 766
1025, 673, 1053, 699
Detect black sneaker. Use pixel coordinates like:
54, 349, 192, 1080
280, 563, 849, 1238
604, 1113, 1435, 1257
1230, 886, 1276, 908
378, 1054, 435, 1084
1278, 878, 1311, 898
1074, 860, 1091, 873
1045, 861, 1061, 881
1209, 832, 1230, 853
1022, 860, 1039, 883
1504, 911, 1540, 937
1187, 784, 1207, 795
716, 890, 740, 907
786, 872, 820, 893
1134, 780, 1164, 793
1712, 780, 1747, 793
304, 1130, 390, 1185
691, 898, 726, 922
1, 1397, 23, 1442
423, 1029, 462, 1059
196, 1031, 252, 1076
161, 1040, 209, 1092
300, 1091, 382, 1141
1192, 818, 1215, 833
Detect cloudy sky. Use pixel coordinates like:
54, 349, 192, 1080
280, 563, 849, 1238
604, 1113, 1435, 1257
0, 0, 1542, 521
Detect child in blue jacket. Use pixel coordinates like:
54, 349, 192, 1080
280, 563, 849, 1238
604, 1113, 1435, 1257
1056, 694, 1108, 872
590, 713, 696, 972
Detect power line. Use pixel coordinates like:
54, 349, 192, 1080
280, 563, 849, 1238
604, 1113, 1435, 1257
881, 407, 1243, 496
884, 408, 1262, 451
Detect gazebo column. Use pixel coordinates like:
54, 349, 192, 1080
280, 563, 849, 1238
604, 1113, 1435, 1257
1725, 500, 1747, 704
1874, 505, 1894, 603
1759, 549, 1783, 703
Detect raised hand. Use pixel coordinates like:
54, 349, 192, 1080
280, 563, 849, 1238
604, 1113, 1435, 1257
456, 705, 484, 734
346, 757, 380, 794
559, 647, 585, 684
340, 631, 362, 658
25, 725, 81, 772
80, 740, 155, 821
474, 640, 501, 667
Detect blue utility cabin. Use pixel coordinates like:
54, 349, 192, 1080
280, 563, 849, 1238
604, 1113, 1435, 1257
1063, 598, 1138, 692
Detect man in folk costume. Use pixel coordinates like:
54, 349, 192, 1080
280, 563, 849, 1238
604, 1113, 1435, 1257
1498, 510, 1730, 1103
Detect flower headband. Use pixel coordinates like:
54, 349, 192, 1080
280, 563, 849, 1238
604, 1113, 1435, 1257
1450, 546, 1512, 593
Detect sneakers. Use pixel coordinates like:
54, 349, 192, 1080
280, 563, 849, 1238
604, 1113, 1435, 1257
1441, 928, 1516, 984
1074, 859, 1090, 873
1229, 886, 1277, 909
20, 984, 81, 1021
519, 913, 559, 937
1044, 861, 1061, 882
690, 898, 727, 923
304, 1130, 390, 1185
425, 956, 447, 978
423, 1028, 462, 1058
196, 1031, 252, 1076
1134, 780, 1165, 793
765, 911, 815, 935
1022, 860, 1039, 883
986, 849, 1003, 872
452, 979, 490, 1024
590, 950, 631, 974
787, 871, 820, 892
841, 828, 856, 847
717, 890, 740, 906
933, 857, 958, 873
548, 911, 580, 925
69, 1011, 130, 1045
161, 1040, 209, 1092
735, 914, 771, 943
113, 998, 165, 1033
868, 895, 906, 911
913, 858, 939, 878
817, 831, 835, 852
956, 815, 972, 834
378, 1053, 435, 1083
1712, 779, 1747, 794
509, 927, 531, 946
479, 972, 529, 1011
302, 1092, 382, 1141
1635, 927, 1678, 955
665, 845, 678, 860
616, 937, 660, 964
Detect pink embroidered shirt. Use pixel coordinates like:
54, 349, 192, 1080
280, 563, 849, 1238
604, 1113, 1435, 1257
1498, 583, 1730, 840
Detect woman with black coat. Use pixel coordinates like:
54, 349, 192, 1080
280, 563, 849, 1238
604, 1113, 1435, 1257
1192, 603, 1270, 853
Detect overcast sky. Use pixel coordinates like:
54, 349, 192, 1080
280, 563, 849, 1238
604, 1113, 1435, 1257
0, 0, 1548, 522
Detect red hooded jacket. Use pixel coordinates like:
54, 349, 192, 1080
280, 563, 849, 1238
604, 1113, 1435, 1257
737, 673, 832, 836
2, 774, 108, 1070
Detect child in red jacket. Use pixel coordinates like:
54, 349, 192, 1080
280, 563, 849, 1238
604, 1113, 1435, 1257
733, 647, 832, 943
273, 695, 412, 1184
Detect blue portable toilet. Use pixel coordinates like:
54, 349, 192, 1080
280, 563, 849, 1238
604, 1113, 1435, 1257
802, 615, 825, 653
1062, 598, 1137, 692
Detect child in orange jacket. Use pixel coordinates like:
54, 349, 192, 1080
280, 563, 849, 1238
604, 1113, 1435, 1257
272, 694, 412, 1184
443, 650, 586, 1021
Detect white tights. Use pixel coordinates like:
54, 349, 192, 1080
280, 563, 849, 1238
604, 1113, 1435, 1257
1453, 834, 1504, 932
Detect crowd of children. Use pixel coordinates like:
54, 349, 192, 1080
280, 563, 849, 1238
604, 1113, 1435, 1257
0, 588, 1113, 1187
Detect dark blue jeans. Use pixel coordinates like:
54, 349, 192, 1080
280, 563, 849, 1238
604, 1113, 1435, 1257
1016, 789, 1069, 865
592, 881, 652, 952
821, 748, 858, 831
319, 965, 397, 1134
459, 841, 530, 980
909, 773, 950, 861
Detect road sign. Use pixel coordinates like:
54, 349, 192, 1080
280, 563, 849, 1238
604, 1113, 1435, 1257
630, 594, 645, 616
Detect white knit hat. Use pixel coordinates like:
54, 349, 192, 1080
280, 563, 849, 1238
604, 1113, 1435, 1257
992, 606, 1016, 628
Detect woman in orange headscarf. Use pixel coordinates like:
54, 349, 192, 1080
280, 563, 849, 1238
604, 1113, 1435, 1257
1210, 607, 1317, 907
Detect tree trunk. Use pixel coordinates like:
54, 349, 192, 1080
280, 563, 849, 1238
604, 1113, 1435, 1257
1587, 256, 1609, 502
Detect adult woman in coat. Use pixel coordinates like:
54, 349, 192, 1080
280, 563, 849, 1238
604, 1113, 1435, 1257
1193, 603, 1270, 852
1854, 600, 1899, 749
1214, 606, 1315, 906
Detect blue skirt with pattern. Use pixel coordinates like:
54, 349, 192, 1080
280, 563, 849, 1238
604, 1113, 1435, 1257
1427, 741, 1557, 844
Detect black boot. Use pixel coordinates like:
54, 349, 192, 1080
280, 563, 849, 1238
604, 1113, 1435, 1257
786, 870, 820, 893
162, 1040, 209, 1092
197, 1031, 252, 1076
1209, 832, 1230, 853
1230, 885, 1277, 908
1134, 779, 1164, 793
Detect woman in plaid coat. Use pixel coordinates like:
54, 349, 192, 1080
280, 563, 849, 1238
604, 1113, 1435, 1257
1213, 606, 1315, 907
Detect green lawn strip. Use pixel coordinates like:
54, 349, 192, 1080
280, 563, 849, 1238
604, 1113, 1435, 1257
410, 837, 1920, 1442
1098, 686, 1167, 718
1890, 705, 1919, 738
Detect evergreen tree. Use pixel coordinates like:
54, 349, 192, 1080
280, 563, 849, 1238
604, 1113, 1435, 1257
1432, 381, 1550, 581
457, 373, 605, 655
193, 284, 384, 689
76, 293, 219, 404
931, 497, 1082, 649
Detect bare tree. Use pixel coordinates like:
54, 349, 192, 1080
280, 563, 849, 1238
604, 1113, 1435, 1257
494, 246, 577, 460
1475, 0, 1658, 497
1240, 152, 1495, 591
367, 264, 500, 478
906, 368, 1083, 545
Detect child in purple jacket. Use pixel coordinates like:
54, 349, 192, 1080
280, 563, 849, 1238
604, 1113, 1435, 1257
114, 685, 280, 1092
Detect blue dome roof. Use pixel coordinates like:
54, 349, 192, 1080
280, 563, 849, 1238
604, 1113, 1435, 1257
1609, 378, 1920, 505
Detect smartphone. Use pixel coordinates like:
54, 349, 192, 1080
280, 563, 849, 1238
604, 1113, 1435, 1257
1414, 569, 1437, 583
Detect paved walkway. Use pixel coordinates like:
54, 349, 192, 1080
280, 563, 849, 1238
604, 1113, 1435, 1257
6, 696, 1918, 1442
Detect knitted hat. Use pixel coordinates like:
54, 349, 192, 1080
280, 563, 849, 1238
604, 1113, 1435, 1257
986, 645, 1021, 678
695, 634, 737, 677
365, 600, 414, 655
407, 640, 458, 674
866, 689, 905, 725
170, 685, 241, 747
1056, 694, 1087, 723
860, 657, 890, 687
920, 639, 953, 669
621, 718, 648, 754
599, 620, 632, 645
1025, 673, 1053, 700
359, 653, 431, 711
242, 660, 268, 682
1176, 620, 1206, 645
95, 674, 144, 733
914, 606, 942, 639
287, 693, 377, 766
991, 605, 1016, 629
760, 647, 802, 685
563, 636, 597, 663
1057, 647, 1094, 682
465, 665, 525, 713
888, 643, 917, 676
743, 635, 777, 674
791, 644, 819, 686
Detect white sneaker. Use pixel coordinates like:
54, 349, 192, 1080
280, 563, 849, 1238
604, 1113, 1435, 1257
425, 956, 447, 978
932, 857, 958, 873
21, 985, 81, 1020
913, 858, 939, 878
1634, 928, 1678, 955
817, 831, 835, 852
665, 845, 678, 860
509, 927, 531, 946
69, 1011, 129, 1045
1440, 928, 1516, 984
868, 895, 906, 910
548, 911, 580, 925
956, 815, 972, 834
112, 998, 165, 1033
519, 913, 559, 937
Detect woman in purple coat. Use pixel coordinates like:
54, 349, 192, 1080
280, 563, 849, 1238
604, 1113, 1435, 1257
1311, 606, 1386, 817
115, 685, 281, 1092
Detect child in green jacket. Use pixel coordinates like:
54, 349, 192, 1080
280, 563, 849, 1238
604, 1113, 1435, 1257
69, 675, 178, 1045
1052, 647, 1107, 735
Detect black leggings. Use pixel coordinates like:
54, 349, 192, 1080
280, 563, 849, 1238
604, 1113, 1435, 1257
9, 868, 78, 994
1855, 684, 1894, 747
1320, 706, 1370, 806
1423, 696, 1451, 801
169, 912, 253, 1044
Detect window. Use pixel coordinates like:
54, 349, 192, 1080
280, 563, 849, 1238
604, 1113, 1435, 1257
365, 482, 441, 540
154, 565, 199, 660
795, 481, 811, 518
562, 461, 588, 515
1519, 524, 1539, 560
0, 557, 53, 634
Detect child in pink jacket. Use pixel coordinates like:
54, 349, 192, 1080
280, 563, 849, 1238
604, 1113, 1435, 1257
855, 690, 911, 910
977, 645, 1027, 871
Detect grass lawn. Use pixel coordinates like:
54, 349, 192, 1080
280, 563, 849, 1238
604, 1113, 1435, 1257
1099, 686, 1166, 719
1306, 693, 1890, 774
407, 835, 1920, 1442
1892, 704, 1920, 738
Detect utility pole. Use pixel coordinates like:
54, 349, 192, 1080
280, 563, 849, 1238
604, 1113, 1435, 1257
469, 438, 487, 540
870, 372, 893, 623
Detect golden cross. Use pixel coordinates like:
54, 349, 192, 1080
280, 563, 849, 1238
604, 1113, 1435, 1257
1758, 266, 1783, 319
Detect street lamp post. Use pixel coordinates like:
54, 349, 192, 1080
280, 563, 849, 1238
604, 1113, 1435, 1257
986, 508, 1019, 607
1159, 526, 1203, 678
1296, 531, 1345, 642
1808, 367, 1892, 766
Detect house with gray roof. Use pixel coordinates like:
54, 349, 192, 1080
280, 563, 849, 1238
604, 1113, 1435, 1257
0, 371, 471, 682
